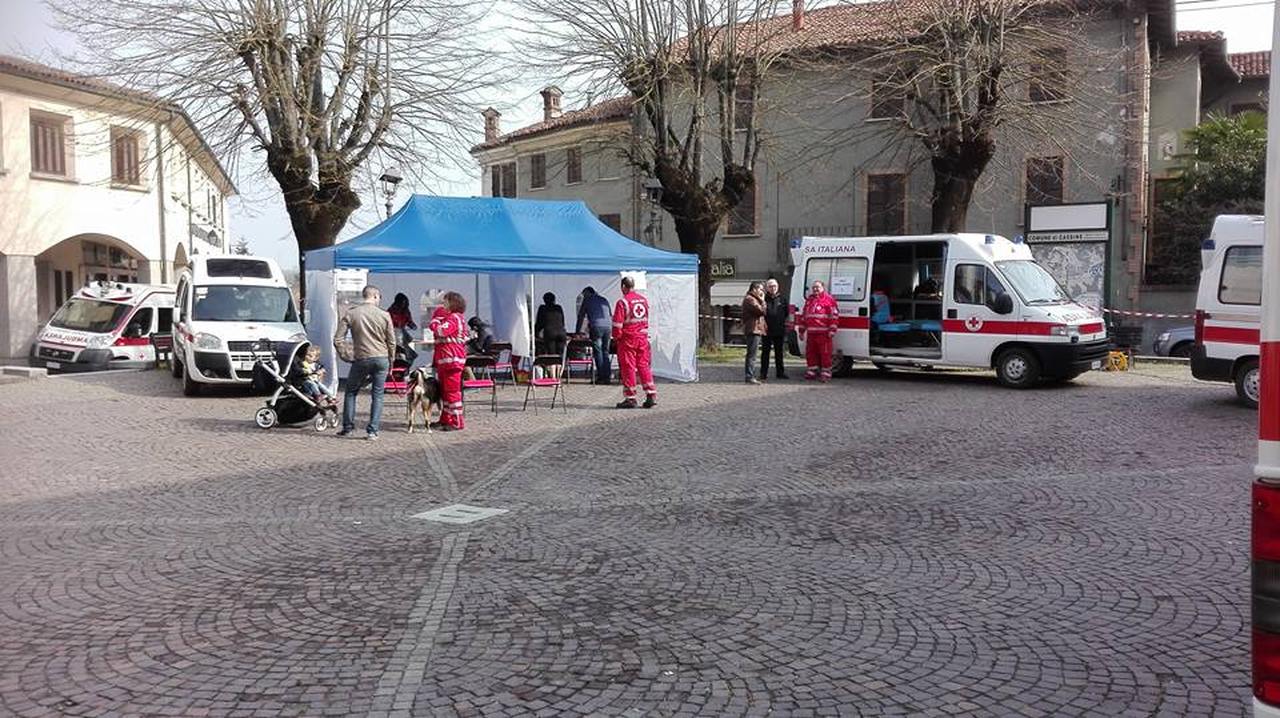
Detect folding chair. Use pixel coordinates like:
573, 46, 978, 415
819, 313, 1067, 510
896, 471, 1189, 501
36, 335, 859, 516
489, 342, 515, 386
150, 332, 173, 370
565, 337, 595, 384
463, 355, 499, 414
523, 347, 568, 413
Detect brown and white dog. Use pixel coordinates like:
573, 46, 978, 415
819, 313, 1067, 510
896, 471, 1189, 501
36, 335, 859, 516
405, 367, 443, 433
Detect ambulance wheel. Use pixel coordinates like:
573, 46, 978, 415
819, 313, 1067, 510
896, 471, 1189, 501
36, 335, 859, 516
170, 355, 182, 379
996, 348, 1040, 389
833, 356, 854, 377
313, 413, 329, 432
1235, 358, 1260, 409
182, 362, 200, 396
255, 407, 277, 429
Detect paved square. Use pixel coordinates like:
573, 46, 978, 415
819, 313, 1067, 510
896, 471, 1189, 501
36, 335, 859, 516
0, 363, 1254, 716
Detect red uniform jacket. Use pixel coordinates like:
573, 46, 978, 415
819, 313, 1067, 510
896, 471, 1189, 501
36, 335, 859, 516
429, 307, 469, 369
612, 291, 650, 344
800, 292, 839, 337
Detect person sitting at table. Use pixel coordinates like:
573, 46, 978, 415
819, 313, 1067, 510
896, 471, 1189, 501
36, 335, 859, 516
534, 292, 567, 358
466, 316, 494, 356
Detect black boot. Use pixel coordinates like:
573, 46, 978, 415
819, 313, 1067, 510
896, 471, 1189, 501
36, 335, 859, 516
616, 399, 638, 409
642, 395, 657, 409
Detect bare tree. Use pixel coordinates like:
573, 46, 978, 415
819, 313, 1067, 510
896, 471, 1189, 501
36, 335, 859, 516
521, 0, 790, 344
50, 0, 497, 294
808, 0, 1128, 233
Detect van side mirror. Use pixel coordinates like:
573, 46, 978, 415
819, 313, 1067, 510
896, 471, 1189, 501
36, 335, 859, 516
992, 293, 1014, 315
123, 323, 145, 338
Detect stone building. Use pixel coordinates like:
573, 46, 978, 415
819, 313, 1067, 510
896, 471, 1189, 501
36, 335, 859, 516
473, 1, 1266, 343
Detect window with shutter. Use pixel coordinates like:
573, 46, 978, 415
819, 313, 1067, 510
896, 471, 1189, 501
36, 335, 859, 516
530, 153, 546, 189
866, 173, 906, 235
111, 127, 141, 185
727, 186, 757, 235
1029, 49, 1068, 103
566, 147, 582, 184
30, 113, 69, 177
1025, 157, 1064, 205
500, 163, 517, 198
599, 213, 622, 232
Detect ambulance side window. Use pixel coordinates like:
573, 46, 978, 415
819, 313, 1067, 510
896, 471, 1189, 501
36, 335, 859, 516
1219, 246, 1262, 305
124, 308, 153, 338
176, 280, 189, 322
157, 308, 174, 334
805, 258, 867, 300
954, 265, 1007, 309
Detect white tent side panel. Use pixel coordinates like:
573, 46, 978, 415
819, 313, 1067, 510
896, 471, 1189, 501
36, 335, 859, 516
304, 269, 340, 391
647, 272, 698, 382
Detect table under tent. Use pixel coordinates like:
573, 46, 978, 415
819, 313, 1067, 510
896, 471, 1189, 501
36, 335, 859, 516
303, 196, 700, 388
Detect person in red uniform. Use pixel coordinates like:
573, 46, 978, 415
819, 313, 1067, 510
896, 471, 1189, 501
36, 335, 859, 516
612, 276, 657, 409
799, 279, 839, 382
428, 291, 470, 431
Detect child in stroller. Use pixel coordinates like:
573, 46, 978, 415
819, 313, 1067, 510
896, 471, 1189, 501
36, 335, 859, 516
251, 340, 341, 431
300, 346, 338, 409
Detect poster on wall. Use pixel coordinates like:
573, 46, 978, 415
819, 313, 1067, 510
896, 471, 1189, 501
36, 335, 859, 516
1024, 201, 1111, 311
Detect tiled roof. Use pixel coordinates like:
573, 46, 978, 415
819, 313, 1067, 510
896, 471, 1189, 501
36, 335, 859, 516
1231, 51, 1270, 79
472, 96, 633, 152
0, 54, 236, 193
1175, 30, 1239, 83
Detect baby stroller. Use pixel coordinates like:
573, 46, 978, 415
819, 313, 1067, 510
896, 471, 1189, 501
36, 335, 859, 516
250, 339, 339, 431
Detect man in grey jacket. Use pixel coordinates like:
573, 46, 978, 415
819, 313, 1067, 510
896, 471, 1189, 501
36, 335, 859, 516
334, 285, 397, 440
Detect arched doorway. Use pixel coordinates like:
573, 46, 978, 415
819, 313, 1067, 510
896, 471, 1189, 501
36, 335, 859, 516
35, 234, 149, 319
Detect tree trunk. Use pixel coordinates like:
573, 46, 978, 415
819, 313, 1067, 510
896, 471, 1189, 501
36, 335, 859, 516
274, 174, 361, 310
674, 216, 720, 349
928, 139, 994, 234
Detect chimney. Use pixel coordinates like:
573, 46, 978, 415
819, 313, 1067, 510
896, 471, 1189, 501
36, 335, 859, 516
482, 107, 501, 143
792, 0, 804, 31
540, 86, 563, 122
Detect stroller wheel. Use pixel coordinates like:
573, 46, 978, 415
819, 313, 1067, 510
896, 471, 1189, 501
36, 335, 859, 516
255, 407, 277, 429
328, 410, 341, 429
312, 413, 329, 432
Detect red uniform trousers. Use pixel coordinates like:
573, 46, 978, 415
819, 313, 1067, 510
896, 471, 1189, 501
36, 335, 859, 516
805, 332, 834, 381
437, 365, 465, 429
617, 338, 656, 400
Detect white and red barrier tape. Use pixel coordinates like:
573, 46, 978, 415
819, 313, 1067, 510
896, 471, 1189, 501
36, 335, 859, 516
698, 307, 1194, 321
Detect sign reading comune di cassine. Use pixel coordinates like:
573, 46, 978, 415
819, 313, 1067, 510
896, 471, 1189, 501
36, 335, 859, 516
1025, 230, 1109, 244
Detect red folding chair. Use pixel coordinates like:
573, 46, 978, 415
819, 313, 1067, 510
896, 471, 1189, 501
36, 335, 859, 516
489, 342, 515, 386
565, 336, 595, 384
523, 349, 567, 414
463, 355, 498, 414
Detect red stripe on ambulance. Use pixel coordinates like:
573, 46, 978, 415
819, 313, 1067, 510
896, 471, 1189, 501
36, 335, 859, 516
940, 319, 1064, 335
1262, 342, 1280, 442
1203, 325, 1261, 345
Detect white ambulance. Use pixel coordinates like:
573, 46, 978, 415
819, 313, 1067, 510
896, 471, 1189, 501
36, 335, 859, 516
172, 255, 306, 396
789, 234, 1110, 387
30, 281, 175, 373
1190, 214, 1264, 407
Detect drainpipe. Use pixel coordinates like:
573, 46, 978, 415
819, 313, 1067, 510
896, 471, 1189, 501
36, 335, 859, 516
186, 156, 194, 254
154, 118, 168, 283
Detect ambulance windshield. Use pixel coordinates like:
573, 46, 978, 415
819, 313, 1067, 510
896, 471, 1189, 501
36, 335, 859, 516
995, 261, 1070, 305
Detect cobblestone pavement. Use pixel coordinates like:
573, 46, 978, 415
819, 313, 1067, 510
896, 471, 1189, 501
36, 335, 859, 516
0, 362, 1255, 717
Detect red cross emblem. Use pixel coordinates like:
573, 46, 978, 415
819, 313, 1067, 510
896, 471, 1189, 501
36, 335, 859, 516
965, 316, 984, 332
632, 302, 647, 319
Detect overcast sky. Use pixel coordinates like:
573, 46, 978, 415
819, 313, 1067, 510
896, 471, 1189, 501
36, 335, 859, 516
1, 0, 1275, 273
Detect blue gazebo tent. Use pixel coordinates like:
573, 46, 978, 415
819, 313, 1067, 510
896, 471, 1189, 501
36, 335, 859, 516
304, 196, 699, 382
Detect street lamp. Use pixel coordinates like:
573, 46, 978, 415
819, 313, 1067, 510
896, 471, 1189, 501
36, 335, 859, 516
642, 178, 663, 246
379, 171, 403, 220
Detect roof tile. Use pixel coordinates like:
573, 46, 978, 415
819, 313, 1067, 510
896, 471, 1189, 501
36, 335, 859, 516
1230, 51, 1270, 79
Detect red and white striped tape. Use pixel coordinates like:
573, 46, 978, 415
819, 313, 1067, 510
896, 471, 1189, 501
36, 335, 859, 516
699, 308, 1195, 321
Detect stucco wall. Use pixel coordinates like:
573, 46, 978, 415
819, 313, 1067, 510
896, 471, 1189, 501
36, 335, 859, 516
1149, 48, 1202, 179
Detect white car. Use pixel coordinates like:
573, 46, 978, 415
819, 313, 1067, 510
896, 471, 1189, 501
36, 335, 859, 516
171, 255, 306, 396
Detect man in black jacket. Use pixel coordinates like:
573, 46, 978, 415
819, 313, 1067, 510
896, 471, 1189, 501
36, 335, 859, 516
761, 278, 789, 380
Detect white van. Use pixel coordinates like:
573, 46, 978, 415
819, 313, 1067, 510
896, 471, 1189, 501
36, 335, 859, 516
30, 281, 175, 373
172, 255, 306, 395
789, 234, 1110, 387
1191, 214, 1264, 407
